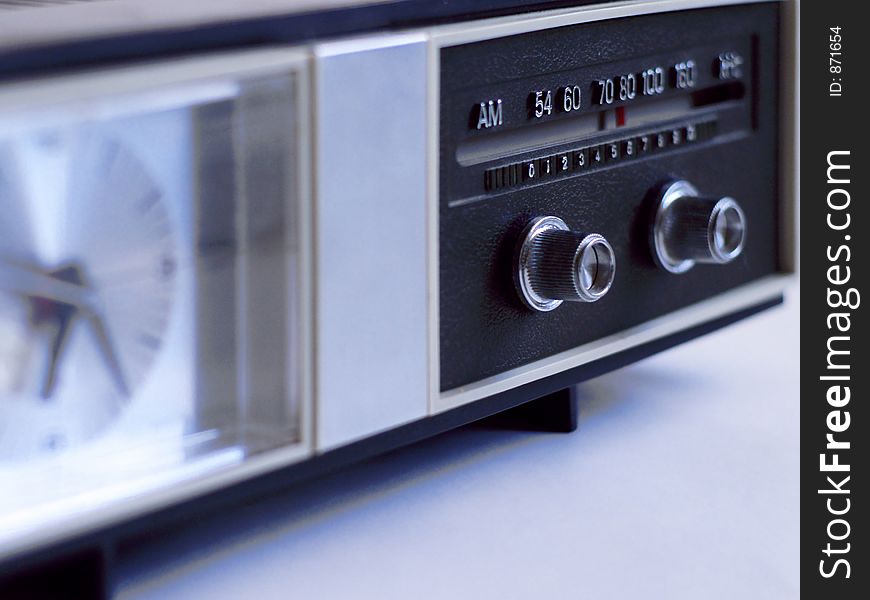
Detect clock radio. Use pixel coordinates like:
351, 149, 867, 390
0, 0, 796, 595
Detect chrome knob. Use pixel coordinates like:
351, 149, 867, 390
515, 216, 616, 312
651, 180, 746, 274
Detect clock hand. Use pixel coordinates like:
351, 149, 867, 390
40, 308, 75, 399
37, 300, 131, 400
0, 259, 98, 312
0, 259, 129, 399
83, 310, 131, 399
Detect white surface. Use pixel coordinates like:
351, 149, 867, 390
117, 284, 799, 599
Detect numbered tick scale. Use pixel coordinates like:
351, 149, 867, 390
0, 0, 796, 593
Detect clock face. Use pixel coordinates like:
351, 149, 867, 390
0, 131, 177, 459
0, 58, 311, 563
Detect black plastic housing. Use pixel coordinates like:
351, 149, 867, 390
439, 3, 781, 390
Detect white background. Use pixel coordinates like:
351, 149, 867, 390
119, 284, 799, 599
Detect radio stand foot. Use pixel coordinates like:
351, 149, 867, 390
479, 386, 579, 433
0, 546, 110, 600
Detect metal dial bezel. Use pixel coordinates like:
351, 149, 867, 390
515, 215, 570, 312
707, 196, 747, 263
573, 233, 616, 302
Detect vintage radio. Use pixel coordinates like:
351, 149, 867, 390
0, 0, 796, 595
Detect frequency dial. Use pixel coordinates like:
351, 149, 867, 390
651, 180, 746, 273
515, 216, 616, 312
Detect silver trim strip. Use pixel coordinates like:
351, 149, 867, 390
427, 0, 796, 411
0, 48, 310, 112
780, 0, 799, 274
429, 0, 778, 46
0, 0, 395, 53
438, 275, 788, 412
426, 34, 441, 415
312, 33, 430, 451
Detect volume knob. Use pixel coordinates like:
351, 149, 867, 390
651, 180, 747, 273
515, 216, 616, 312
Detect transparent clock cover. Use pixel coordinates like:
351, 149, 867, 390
0, 62, 307, 557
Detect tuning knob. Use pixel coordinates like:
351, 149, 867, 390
651, 180, 747, 274
515, 216, 616, 312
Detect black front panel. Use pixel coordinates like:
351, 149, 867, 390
439, 3, 781, 391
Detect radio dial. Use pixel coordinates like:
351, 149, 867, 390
651, 180, 746, 273
515, 216, 616, 312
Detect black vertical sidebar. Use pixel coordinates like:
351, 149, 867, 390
801, 1, 866, 596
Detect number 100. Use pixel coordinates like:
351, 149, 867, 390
642, 67, 665, 95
